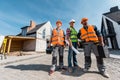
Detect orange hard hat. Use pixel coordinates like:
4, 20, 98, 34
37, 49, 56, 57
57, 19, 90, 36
56, 20, 62, 24
81, 18, 88, 24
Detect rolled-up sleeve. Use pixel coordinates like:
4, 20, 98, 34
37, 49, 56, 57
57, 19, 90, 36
66, 28, 71, 39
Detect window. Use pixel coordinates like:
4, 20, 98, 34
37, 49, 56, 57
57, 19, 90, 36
22, 28, 27, 36
106, 18, 119, 49
42, 29, 46, 39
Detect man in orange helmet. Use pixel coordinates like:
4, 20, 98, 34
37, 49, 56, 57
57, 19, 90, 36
77, 18, 109, 78
49, 20, 66, 75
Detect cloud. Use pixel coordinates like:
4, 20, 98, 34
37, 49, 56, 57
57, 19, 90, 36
69, 0, 120, 30
0, 20, 13, 28
107, 0, 120, 6
0, 11, 31, 25
0, 0, 120, 35
0, 20, 19, 35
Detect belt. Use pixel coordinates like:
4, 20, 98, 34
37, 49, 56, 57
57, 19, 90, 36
55, 44, 64, 47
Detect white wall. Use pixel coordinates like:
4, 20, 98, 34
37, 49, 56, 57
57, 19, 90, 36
35, 21, 53, 52
112, 21, 120, 48
0, 35, 4, 48
36, 21, 53, 40
35, 38, 46, 52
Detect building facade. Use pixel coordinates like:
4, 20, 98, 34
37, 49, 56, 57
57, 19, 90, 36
101, 6, 120, 49
5, 21, 53, 53
20, 21, 53, 52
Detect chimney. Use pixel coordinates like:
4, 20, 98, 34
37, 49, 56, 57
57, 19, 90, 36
110, 6, 119, 12
28, 20, 36, 32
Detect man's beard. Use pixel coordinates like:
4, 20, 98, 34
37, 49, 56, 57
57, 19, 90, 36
83, 22, 87, 26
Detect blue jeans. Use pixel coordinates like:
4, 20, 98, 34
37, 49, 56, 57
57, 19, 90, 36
68, 42, 78, 68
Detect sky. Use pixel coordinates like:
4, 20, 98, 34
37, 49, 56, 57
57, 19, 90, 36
0, 0, 120, 35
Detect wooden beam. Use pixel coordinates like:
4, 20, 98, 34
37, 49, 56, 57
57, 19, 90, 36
7, 38, 12, 54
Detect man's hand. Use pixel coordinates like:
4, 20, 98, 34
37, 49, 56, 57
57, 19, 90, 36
66, 38, 72, 47
68, 39, 72, 47
48, 43, 51, 48
78, 42, 80, 47
98, 37, 104, 46
69, 43, 72, 47
101, 41, 104, 46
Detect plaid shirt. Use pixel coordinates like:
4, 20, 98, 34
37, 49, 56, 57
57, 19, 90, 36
66, 28, 71, 39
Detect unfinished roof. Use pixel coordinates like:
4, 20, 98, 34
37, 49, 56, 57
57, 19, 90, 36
103, 6, 120, 24
27, 22, 47, 35
5, 35, 35, 40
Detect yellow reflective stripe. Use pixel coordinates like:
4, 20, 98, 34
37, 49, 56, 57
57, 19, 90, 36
52, 35, 58, 37
52, 40, 58, 42
87, 32, 95, 34
81, 33, 87, 38
88, 36, 97, 38
52, 39, 64, 42
81, 32, 95, 38
52, 35, 64, 37
82, 36, 97, 39
59, 36, 64, 38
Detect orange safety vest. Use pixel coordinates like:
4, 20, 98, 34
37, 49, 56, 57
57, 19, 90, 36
80, 25, 99, 42
51, 29, 65, 46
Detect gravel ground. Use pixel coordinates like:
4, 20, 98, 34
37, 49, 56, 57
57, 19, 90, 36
0, 50, 119, 80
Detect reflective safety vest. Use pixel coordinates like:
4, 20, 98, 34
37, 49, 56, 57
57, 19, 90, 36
70, 27, 78, 42
51, 29, 65, 46
80, 25, 99, 42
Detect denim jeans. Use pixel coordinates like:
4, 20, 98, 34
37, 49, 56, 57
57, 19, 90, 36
68, 42, 78, 68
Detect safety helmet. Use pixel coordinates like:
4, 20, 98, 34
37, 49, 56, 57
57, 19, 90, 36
56, 20, 62, 24
81, 18, 88, 24
69, 19, 75, 23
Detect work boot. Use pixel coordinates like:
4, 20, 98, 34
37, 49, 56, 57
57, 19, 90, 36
83, 67, 90, 72
49, 65, 55, 75
49, 70, 54, 76
97, 64, 109, 78
73, 66, 82, 73
100, 71, 110, 78
68, 67, 73, 73
83, 68, 88, 72
58, 66, 67, 71
76, 65, 82, 69
83, 64, 90, 72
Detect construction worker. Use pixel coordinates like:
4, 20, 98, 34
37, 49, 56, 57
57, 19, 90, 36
49, 20, 66, 75
77, 18, 109, 78
66, 19, 80, 73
